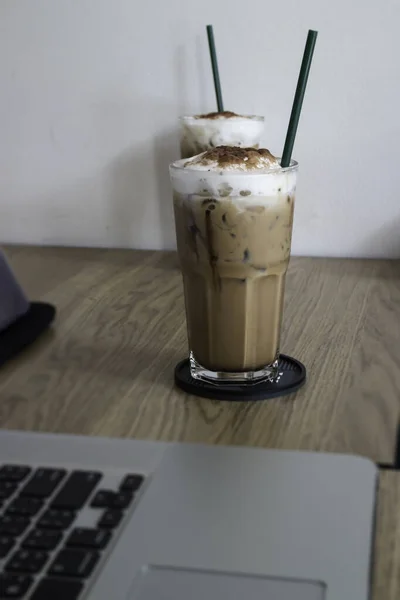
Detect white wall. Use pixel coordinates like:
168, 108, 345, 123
0, 0, 399, 258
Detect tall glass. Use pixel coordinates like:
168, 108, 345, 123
180, 114, 264, 159
170, 156, 298, 383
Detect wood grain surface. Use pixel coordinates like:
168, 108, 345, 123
0, 246, 400, 600
373, 471, 400, 600
1, 247, 399, 461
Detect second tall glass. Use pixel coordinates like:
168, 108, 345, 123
180, 113, 264, 159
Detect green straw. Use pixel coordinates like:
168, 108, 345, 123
281, 29, 318, 168
206, 25, 224, 112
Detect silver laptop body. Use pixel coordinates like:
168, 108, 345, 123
0, 430, 377, 600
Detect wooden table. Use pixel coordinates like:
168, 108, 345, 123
1, 246, 400, 598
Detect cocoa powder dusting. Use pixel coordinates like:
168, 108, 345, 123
193, 146, 277, 169
195, 111, 240, 119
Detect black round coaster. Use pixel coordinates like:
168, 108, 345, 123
174, 354, 306, 401
0, 302, 56, 367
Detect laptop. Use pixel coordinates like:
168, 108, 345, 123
0, 430, 377, 600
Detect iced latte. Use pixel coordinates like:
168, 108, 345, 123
170, 146, 298, 383
180, 112, 264, 159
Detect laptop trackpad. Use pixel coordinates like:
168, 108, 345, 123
129, 566, 326, 599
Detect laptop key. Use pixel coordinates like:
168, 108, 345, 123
0, 466, 31, 483
90, 489, 115, 508
5, 549, 49, 573
30, 577, 83, 600
51, 471, 102, 510
91, 490, 133, 509
112, 491, 133, 509
37, 508, 76, 530
98, 509, 123, 529
0, 515, 31, 536
49, 548, 100, 578
0, 573, 33, 598
6, 496, 44, 517
66, 527, 111, 550
22, 528, 63, 551
20, 468, 66, 498
0, 481, 18, 500
0, 534, 15, 558
120, 474, 144, 492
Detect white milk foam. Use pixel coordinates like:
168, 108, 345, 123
170, 151, 298, 200
181, 115, 264, 149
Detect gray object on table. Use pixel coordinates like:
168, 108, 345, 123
0, 249, 29, 332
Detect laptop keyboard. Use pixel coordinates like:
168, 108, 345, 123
0, 464, 144, 599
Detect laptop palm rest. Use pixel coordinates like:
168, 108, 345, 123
128, 566, 326, 599
91, 444, 376, 600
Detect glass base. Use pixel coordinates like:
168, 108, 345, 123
189, 351, 280, 385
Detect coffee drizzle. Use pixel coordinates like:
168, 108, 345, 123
205, 208, 221, 290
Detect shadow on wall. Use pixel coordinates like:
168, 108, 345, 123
153, 128, 180, 249
92, 24, 211, 250
107, 131, 179, 250
359, 218, 400, 261
106, 146, 152, 248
